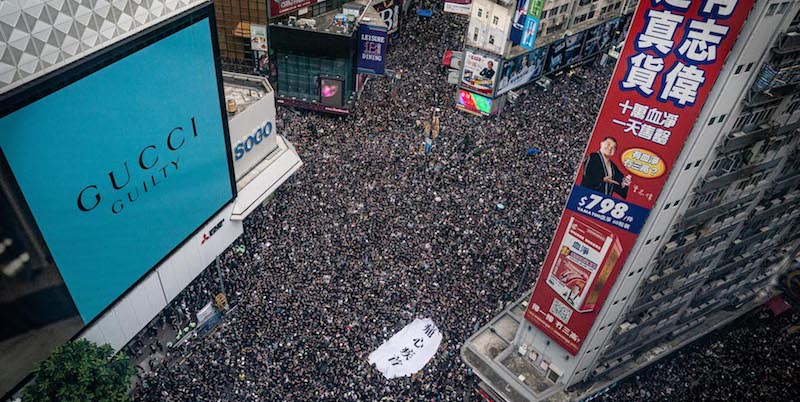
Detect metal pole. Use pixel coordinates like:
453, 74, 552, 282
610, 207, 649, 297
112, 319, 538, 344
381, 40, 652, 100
215, 255, 226, 299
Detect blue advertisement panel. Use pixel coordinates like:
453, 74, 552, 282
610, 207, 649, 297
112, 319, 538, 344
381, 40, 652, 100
496, 46, 547, 95
522, 0, 544, 50
599, 18, 622, 51
564, 185, 650, 234
357, 24, 387, 75
545, 37, 566, 73
521, 16, 539, 50
581, 23, 605, 59
510, 0, 531, 45
563, 31, 585, 66
0, 18, 233, 322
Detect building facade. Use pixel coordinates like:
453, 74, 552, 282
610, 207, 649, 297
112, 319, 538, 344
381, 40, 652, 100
463, 1, 800, 401
212, 0, 394, 114
0, 1, 300, 398
454, 0, 633, 117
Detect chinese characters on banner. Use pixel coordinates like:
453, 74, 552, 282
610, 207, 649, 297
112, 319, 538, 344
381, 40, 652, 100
368, 318, 443, 378
524, 0, 756, 356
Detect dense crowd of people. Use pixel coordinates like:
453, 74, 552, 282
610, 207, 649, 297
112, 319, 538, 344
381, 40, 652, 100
130, 8, 798, 402
133, 10, 612, 401
597, 307, 800, 402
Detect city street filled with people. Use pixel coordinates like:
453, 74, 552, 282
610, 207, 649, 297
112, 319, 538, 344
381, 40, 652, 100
130, 9, 799, 402
596, 307, 800, 402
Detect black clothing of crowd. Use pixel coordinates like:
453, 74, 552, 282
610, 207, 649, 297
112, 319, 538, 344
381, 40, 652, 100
134, 11, 608, 401
132, 9, 799, 402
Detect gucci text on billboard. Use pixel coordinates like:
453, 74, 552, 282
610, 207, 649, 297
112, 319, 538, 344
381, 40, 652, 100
76, 117, 200, 215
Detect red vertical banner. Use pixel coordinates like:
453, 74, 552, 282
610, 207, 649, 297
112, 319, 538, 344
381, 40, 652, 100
525, 0, 756, 356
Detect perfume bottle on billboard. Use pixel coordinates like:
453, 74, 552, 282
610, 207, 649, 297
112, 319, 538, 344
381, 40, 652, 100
546, 216, 622, 313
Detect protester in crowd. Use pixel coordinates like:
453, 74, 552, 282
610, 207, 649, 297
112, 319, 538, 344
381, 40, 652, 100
132, 10, 800, 402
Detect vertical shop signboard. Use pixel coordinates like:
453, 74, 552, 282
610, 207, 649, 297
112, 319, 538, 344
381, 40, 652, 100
524, 0, 757, 355
357, 24, 388, 75
521, 0, 544, 50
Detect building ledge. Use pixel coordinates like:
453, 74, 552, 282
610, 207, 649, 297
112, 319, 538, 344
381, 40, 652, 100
461, 292, 567, 402
231, 136, 302, 220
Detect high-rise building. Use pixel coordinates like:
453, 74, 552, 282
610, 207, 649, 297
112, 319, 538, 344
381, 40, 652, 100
462, 1, 800, 401
213, 0, 398, 115
536, 0, 637, 43
454, 0, 633, 117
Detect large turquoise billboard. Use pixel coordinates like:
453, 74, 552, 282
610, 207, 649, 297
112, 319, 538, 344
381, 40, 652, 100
0, 17, 234, 322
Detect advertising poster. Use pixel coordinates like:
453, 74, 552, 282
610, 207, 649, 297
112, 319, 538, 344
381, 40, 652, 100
0, 18, 234, 322
374, 0, 403, 43
457, 89, 492, 116
600, 18, 622, 51
510, 0, 531, 44
581, 24, 605, 59
357, 24, 388, 75
320, 77, 345, 107
563, 31, 585, 66
250, 24, 267, 51
545, 38, 566, 73
496, 46, 547, 95
270, 0, 322, 18
461, 50, 498, 97
525, 0, 757, 355
444, 0, 472, 15
521, 0, 544, 50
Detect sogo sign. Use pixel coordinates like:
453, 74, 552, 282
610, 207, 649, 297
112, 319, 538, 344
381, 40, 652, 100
227, 92, 279, 181
234, 120, 273, 161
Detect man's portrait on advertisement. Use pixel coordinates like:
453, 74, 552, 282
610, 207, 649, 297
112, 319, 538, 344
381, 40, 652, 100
581, 137, 631, 199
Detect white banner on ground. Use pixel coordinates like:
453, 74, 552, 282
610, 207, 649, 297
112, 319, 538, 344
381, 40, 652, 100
368, 318, 443, 378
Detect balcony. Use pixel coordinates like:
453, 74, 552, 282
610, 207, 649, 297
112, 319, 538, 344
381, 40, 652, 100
737, 225, 772, 245
719, 120, 800, 154
713, 261, 744, 280
772, 169, 800, 192
753, 192, 799, 217
750, 63, 800, 101
697, 158, 782, 193
682, 193, 758, 227
772, 31, 800, 55
658, 235, 702, 260
628, 285, 693, 317
684, 243, 726, 265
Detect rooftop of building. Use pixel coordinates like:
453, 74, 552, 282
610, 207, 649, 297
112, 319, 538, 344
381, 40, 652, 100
463, 278, 780, 402
461, 291, 570, 402
222, 72, 273, 118
270, 0, 385, 36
